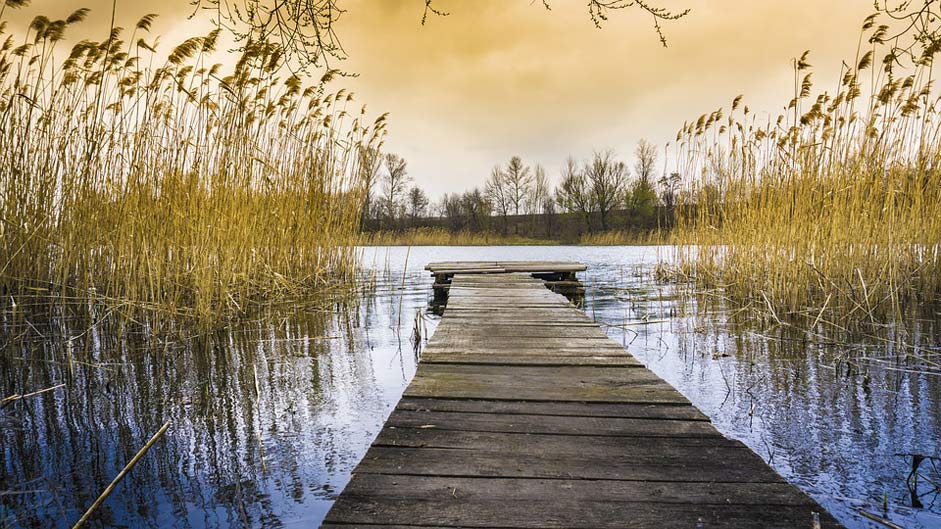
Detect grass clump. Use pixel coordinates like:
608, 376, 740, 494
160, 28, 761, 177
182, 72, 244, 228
0, 7, 385, 321
670, 11, 941, 325
577, 230, 668, 246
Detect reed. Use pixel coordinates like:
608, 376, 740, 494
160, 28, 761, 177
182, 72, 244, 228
0, 6, 385, 321
577, 230, 668, 246
669, 12, 941, 325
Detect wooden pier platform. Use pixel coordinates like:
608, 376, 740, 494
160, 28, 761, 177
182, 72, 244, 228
427, 261, 587, 302
324, 266, 842, 528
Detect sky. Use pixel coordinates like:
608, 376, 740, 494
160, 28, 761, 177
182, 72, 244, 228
8, 0, 876, 198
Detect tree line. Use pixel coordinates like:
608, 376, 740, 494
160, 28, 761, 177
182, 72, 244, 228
359, 139, 684, 239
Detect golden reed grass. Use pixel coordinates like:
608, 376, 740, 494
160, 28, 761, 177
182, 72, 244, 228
670, 13, 941, 324
0, 6, 384, 321
577, 230, 668, 246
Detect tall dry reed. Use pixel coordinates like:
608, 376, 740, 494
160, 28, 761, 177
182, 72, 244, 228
670, 12, 941, 325
0, 6, 385, 321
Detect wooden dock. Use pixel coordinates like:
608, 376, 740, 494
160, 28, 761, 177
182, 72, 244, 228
324, 264, 842, 528
427, 261, 587, 304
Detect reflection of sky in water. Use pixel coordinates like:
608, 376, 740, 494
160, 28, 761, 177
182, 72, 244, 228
1, 245, 939, 528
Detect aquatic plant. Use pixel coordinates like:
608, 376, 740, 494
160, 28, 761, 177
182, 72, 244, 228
0, 5, 386, 321
670, 9, 941, 326
577, 229, 666, 246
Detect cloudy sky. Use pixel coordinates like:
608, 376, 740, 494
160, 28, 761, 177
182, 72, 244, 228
10, 1, 874, 197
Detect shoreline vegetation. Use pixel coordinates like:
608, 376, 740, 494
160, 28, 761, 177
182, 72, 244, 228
0, 8, 382, 322
669, 12, 941, 327
358, 227, 668, 246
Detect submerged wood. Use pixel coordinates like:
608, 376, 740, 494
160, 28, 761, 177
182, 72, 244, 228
325, 267, 844, 528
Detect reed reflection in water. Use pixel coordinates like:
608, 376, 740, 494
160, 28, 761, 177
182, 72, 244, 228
1, 281, 430, 528
1, 245, 940, 529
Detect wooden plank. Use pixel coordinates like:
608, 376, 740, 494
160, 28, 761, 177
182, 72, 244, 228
427, 337, 626, 350
431, 327, 610, 339
435, 283, 550, 290
405, 361, 687, 404
433, 320, 599, 327
450, 276, 544, 282
403, 380, 688, 404
355, 444, 785, 483
383, 409, 716, 437
411, 363, 658, 379
427, 261, 588, 273
431, 268, 508, 275
445, 299, 571, 307
438, 308, 592, 317
419, 354, 643, 367
395, 398, 706, 419
422, 348, 636, 358
422, 348, 635, 358
333, 474, 820, 506
326, 475, 841, 528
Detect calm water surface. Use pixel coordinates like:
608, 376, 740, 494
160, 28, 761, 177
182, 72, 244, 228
1, 246, 939, 528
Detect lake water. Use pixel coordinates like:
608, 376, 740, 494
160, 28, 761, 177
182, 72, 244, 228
1, 246, 939, 528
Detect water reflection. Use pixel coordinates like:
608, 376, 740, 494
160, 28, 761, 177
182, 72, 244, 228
1, 290, 426, 528
1, 246, 939, 528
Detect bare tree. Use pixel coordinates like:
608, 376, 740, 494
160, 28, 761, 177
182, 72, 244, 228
528, 165, 550, 215
381, 153, 409, 228
528, 164, 551, 234
585, 150, 628, 231
503, 156, 532, 234
869, 1, 941, 65
195, 0, 689, 69
634, 139, 658, 184
657, 171, 682, 228
461, 187, 490, 231
357, 145, 382, 229
407, 186, 429, 223
540, 189, 557, 238
485, 166, 513, 235
555, 156, 595, 233
441, 193, 464, 231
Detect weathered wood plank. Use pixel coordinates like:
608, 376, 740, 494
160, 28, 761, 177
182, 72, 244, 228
405, 364, 684, 404
431, 326, 610, 339
326, 475, 841, 528
383, 409, 716, 437
419, 353, 643, 367
333, 474, 820, 506
412, 363, 660, 379
427, 261, 588, 273
435, 319, 597, 326
428, 337, 621, 349
437, 309, 593, 319
395, 398, 705, 419
356, 444, 785, 483
422, 347, 635, 357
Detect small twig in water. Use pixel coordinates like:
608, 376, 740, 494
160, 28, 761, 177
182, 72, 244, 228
71, 421, 171, 529
1, 383, 65, 406
856, 509, 904, 529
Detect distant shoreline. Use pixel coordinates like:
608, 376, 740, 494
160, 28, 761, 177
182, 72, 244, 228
357, 228, 669, 247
